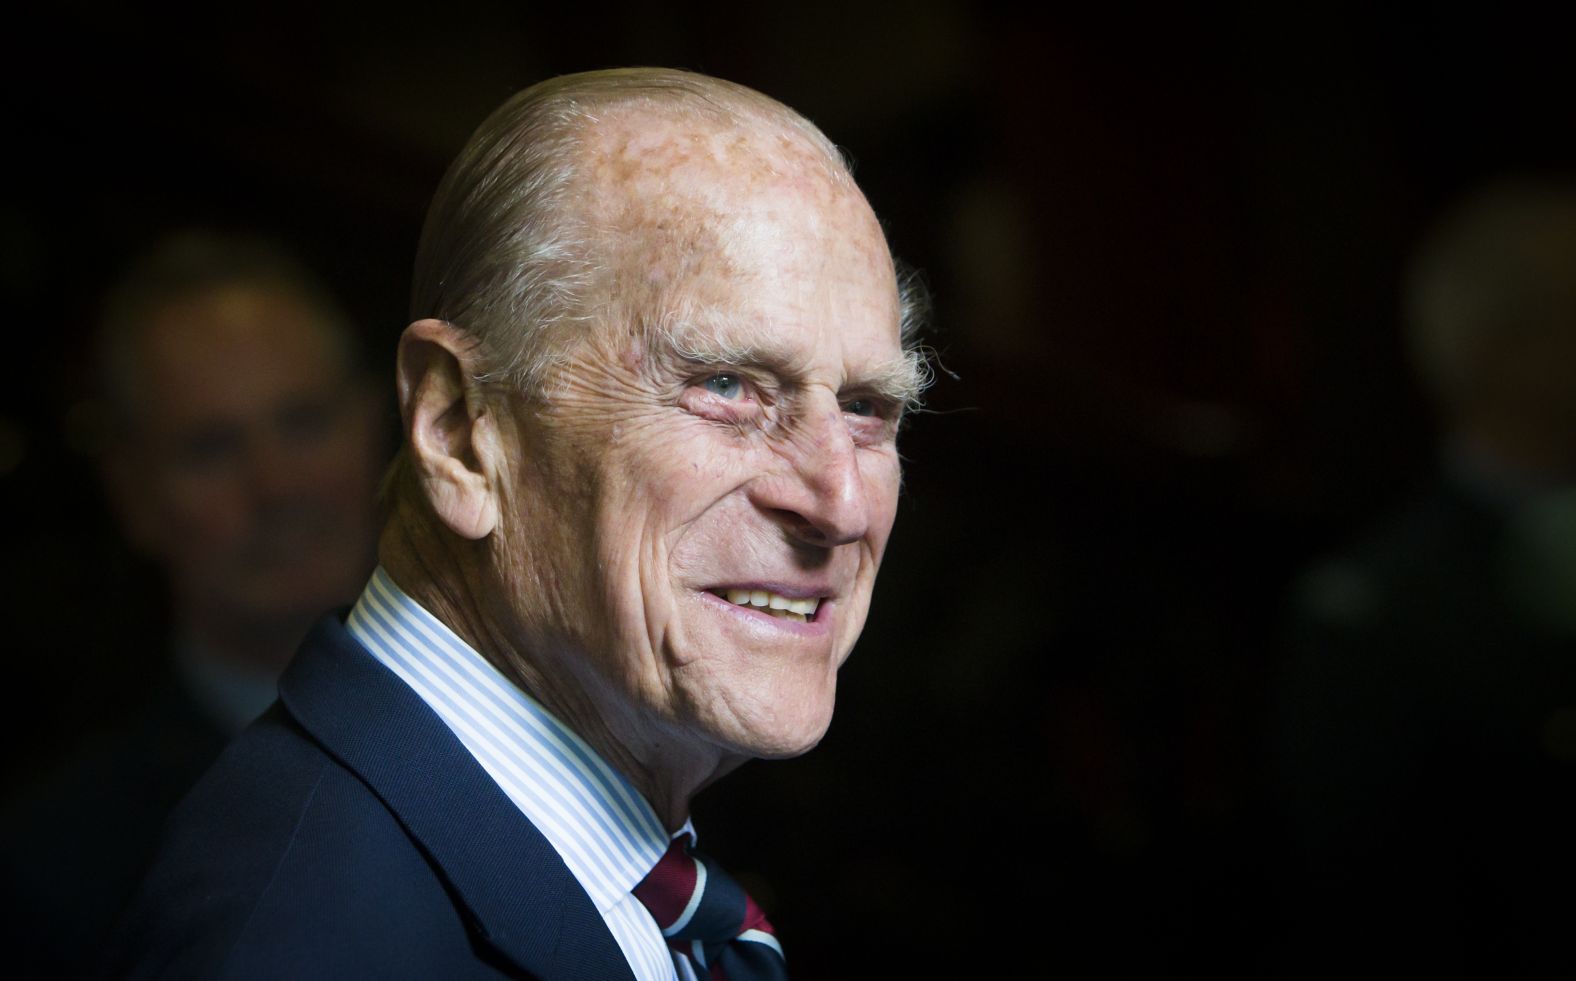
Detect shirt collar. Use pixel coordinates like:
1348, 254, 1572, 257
346, 566, 681, 912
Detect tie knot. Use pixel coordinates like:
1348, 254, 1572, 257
633, 835, 706, 934
632, 835, 786, 980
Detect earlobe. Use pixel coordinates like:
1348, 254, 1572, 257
397, 319, 502, 540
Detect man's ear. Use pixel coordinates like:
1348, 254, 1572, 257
397, 318, 503, 540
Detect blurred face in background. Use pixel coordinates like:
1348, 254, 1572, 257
111, 283, 383, 667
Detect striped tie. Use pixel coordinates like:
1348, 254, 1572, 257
632, 835, 788, 980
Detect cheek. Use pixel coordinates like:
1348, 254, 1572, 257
330, 410, 387, 477
623, 424, 769, 522
298, 443, 381, 514
155, 474, 249, 546
655, 442, 781, 567
862, 454, 903, 549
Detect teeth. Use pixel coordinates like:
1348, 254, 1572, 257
717, 588, 820, 621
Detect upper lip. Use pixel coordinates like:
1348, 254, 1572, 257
704, 581, 834, 600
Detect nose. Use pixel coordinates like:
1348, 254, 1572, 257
748, 405, 871, 547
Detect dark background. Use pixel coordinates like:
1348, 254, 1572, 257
5, 2, 1575, 975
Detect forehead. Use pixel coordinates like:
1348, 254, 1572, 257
577, 109, 902, 362
587, 107, 841, 196
131, 285, 345, 428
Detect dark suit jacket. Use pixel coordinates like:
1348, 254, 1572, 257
106, 616, 636, 981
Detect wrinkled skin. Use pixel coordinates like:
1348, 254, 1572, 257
396, 110, 914, 826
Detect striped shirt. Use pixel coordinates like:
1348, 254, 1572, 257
347, 566, 691, 981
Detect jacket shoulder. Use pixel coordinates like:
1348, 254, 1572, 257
107, 705, 512, 980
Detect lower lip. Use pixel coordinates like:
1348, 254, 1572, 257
698, 590, 832, 637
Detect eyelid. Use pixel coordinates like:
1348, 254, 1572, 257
688, 367, 769, 399
840, 391, 899, 418
681, 370, 769, 423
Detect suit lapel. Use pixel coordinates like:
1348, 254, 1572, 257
280, 617, 636, 981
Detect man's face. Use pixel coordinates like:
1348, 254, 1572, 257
116, 285, 382, 659
496, 118, 909, 764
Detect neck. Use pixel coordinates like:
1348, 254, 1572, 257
378, 500, 739, 831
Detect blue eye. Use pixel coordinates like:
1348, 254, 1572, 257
844, 398, 876, 417
701, 373, 745, 400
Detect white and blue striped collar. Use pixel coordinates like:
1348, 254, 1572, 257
345, 566, 681, 915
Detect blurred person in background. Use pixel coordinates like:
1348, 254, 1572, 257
1278, 178, 1576, 978
1, 230, 386, 978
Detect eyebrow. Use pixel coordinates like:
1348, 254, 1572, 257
652, 317, 928, 408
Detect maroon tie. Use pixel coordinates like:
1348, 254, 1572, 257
632, 835, 787, 980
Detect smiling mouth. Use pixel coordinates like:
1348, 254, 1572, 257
709, 588, 821, 623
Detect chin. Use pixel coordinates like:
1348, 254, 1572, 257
662, 604, 848, 760
748, 734, 829, 761
714, 697, 838, 761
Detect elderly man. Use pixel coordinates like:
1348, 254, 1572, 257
110, 69, 924, 980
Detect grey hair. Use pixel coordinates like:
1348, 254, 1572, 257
1404, 176, 1576, 410
409, 67, 929, 398
895, 260, 934, 406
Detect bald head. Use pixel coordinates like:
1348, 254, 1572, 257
585, 104, 902, 358
410, 68, 925, 400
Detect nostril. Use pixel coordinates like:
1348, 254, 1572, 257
775, 509, 832, 546
748, 465, 870, 547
